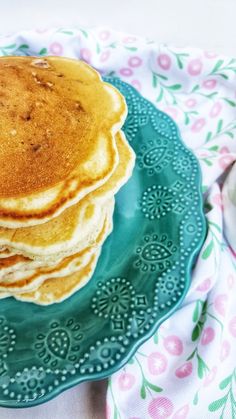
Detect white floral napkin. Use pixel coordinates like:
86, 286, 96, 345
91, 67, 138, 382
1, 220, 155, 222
0, 26, 236, 419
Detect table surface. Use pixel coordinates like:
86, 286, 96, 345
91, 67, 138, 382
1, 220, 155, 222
0, 0, 235, 417
0, 0, 235, 56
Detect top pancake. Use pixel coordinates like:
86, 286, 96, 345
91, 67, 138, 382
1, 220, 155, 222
0, 130, 135, 261
0, 56, 127, 227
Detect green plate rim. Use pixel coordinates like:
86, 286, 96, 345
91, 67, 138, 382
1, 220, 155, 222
0, 77, 206, 409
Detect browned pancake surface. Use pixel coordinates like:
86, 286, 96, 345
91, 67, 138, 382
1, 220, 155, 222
0, 57, 99, 197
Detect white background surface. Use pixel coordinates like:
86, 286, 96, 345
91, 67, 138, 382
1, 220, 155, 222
0, 0, 236, 56
0, 0, 235, 418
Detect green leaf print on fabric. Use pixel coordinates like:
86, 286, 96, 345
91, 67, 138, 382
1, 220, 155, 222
192, 299, 209, 341
217, 119, 223, 134
39, 47, 47, 56
152, 71, 182, 105
205, 119, 236, 142
208, 369, 236, 418
191, 300, 208, 342
191, 299, 223, 343
192, 300, 201, 322
173, 52, 189, 69
209, 396, 228, 412
220, 375, 232, 390
0, 43, 16, 56
222, 98, 236, 107
0, 42, 40, 57
18, 44, 29, 51
186, 347, 210, 379
209, 58, 236, 79
202, 240, 214, 260
134, 355, 162, 399
80, 28, 88, 38
190, 84, 218, 100
124, 46, 138, 52
166, 48, 189, 69
140, 379, 162, 399
153, 332, 159, 344
200, 218, 223, 267
96, 43, 101, 54
193, 391, 199, 405
108, 379, 122, 419
56, 28, 74, 35
197, 354, 209, 379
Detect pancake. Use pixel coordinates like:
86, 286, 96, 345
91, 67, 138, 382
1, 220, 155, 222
0, 247, 94, 292
0, 249, 16, 258
88, 131, 135, 203
0, 254, 67, 278
0, 249, 100, 304
0, 195, 104, 262
0, 56, 127, 228
13, 251, 100, 305
0, 254, 33, 277
0, 203, 113, 293
0, 131, 134, 261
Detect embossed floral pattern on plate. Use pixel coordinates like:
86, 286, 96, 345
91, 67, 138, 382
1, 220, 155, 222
0, 78, 206, 408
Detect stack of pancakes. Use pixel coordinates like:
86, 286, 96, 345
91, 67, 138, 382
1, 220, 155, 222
0, 56, 135, 305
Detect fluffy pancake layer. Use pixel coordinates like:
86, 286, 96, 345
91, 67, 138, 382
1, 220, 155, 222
0, 57, 127, 227
0, 57, 136, 305
0, 131, 135, 262
0, 200, 113, 295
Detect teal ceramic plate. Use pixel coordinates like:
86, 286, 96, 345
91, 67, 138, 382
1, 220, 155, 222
0, 78, 206, 408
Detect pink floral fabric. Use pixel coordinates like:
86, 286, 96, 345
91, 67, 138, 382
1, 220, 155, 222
1, 26, 236, 418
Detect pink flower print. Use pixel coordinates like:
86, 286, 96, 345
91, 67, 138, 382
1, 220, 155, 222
204, 51, 218, 59
119, 67, 133, 77
220, 146, 230, 154
157, 54, 171, 70
118, 372, 135, 391
163, 336, 183, 356
128, 56, 142, 68
99, 30, 110, 41
172, 405, 189, 419
201, 327, 215, 345
220, 340, 231, 361
227, 274, 235, 290
204, 366, 217, 387
229, 316, 236, 337
148, 397, 174, 419
202, 79, 217, 89
219, 154, 235, 170
163, 107, 178, 120
185, 98, 197, 108
214, 294, 228, 316
187, 59, 203, 76
212, 193, 223, 210
122, 36, 137, 43
131, 79, 142, 92
80, 48, 92, 64
209, 102, 222, 118
175, 362, 193, 378
148, 352, 167, 375
49, 42, 63, 56
196, 278, 212, 292
100, 50, 110, 62
191, 118, 206, 132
